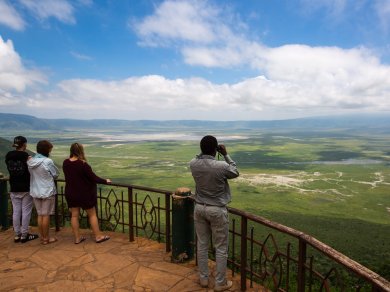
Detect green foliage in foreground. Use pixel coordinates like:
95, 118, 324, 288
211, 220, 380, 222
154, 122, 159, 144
1, 127, 389, 280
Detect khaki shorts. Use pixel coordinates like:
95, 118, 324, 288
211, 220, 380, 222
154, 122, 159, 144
33, 196, 55, 216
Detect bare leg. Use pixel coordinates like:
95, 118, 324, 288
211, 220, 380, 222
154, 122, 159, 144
86, 207, 101, 238
41, 215, 50, 240
37, 215, 44, 240
70, 207, 81, 242
40, 215, 57, 244
86, 207, 108, 241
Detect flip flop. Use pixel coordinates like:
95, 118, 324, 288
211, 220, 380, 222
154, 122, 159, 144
74, 236, 87, 244
95, 235, 110, 243
42, 237, 58, 245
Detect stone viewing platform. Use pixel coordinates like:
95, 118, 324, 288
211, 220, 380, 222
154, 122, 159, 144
0, 227, 265, 291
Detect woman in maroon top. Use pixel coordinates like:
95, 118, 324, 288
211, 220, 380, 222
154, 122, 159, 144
63, 143, 111, 244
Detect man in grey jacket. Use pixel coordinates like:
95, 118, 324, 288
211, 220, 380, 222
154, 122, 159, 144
190, 135, 239, 291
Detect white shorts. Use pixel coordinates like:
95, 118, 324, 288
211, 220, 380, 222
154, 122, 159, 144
33, 196, 55, 216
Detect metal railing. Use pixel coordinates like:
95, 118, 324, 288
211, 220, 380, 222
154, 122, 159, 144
54, 179, 173, 252
227, 208, 390, 291
1, 177, 389, 291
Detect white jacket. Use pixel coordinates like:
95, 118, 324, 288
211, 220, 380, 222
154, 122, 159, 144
27, 154, 59, 198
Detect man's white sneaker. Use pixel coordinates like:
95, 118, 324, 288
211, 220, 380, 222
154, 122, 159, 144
200, 277, 209, 288
214, 280, 233, 291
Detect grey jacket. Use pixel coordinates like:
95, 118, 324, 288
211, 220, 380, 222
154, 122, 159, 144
27, 154, 59, 198
189, 154, 239, 207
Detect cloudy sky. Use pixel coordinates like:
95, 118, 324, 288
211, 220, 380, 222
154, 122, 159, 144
1, 0, 390, 120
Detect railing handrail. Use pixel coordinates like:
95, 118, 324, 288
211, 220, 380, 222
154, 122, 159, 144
228, 206, 390, 291
55, 178, 172, 195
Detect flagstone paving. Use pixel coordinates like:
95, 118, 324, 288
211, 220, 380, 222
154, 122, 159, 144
0, 227, 267, 291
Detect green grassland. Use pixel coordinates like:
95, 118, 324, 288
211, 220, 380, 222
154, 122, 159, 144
1, 127, 389, 279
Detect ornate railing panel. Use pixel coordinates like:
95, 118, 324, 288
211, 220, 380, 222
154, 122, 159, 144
227, 207, 389, 291
54, 179, 172, 252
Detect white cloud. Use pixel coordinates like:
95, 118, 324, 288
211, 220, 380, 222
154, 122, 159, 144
54, 75, 230, 110
76, 0, 93, 6
299, 0, 390, 34
0, 89, 19, 106
126, 0, 390, 118
375, 0, 390, 32
0, 36, 46, 96
70, 51, 93, 61
0, 0, 26, 30
0, 0, 87, 30
2, 0, 390, 120
133, 0, 240, 47
13, 62, 389, 120
134, 0, 258, 68
19, 0, 75, 24
299, 0, 349, 17
182, 39, 264, 68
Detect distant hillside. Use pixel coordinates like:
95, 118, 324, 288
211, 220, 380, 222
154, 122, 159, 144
0, 113, 56, 130
0, 137, 11, 175
1, 112, 390, 132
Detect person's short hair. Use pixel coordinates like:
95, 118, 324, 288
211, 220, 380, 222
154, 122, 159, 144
200, 135, 218, 155
36, 140, 53, 157
12, 136, 27, 148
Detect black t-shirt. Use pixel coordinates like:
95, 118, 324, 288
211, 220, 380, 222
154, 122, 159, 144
5, 150, 30, 192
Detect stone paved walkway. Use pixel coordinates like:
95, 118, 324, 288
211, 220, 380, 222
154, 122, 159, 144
0, 227, 266, 291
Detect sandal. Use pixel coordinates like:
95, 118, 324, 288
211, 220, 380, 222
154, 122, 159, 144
21, 233, 39, 243
95, 235, 110, 243
41, 237, 58, 245
74, 236, 87, 244
14, 235, 21, 243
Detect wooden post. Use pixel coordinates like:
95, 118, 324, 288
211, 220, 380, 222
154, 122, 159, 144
54, 180, 60, 231
241, 216, 248, 291
297, 238, 307, 292
128, 187, 134, 242
171, 187, 194, 262
165, 192, 171, 253
0, 176, 9, 230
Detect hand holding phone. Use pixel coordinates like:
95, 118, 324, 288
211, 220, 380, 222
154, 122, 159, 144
217, 144, 227, 156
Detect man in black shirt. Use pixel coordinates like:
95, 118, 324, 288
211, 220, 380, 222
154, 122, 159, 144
5, 136, 38, 243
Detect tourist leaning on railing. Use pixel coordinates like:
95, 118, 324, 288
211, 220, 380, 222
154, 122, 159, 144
5, 136, 39, 243
27, 140, 59, 245
190, 135, 239, 292
62, 142, 111, 244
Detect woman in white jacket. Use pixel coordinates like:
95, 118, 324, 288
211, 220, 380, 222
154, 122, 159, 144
28, 140, 59, 245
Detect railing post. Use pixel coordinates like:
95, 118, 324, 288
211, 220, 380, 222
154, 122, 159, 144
97, 187, 102, 229
171, 187, 194, 262
54, 181, 60, 232
298, 238, 307, 292
0, 176, 9, 230
165, 192, 171, 253
241, 215, 247, 291
128, 187, 134, 242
